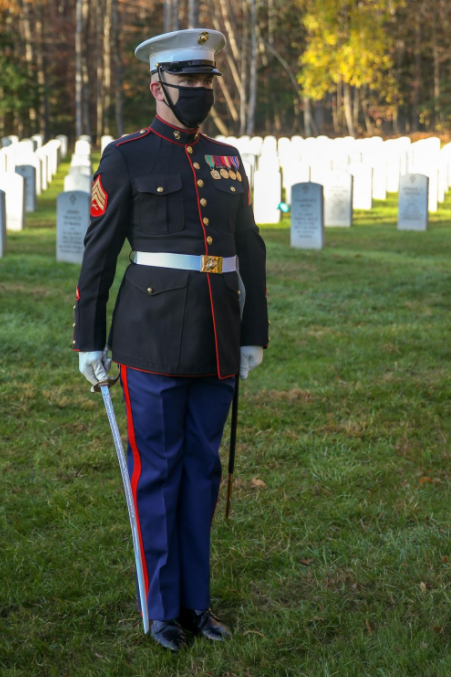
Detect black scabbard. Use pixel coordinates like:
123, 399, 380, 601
225, 375, 240, 519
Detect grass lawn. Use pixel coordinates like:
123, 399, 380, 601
1, 154, 451, 676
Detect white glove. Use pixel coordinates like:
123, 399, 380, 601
240, 345, 264, 381
79, 346, 112, 389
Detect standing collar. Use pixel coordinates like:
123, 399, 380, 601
151, 115, 200, 145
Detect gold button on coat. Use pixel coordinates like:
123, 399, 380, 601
186, 146, 193, 154
72, 322, 76, 327
207, 236, 213, 244
200, 198, 207, 206
193, 162, 200, 170
157, 186, 164, 193
173, 131, 181, 139
230, 186, 236, 192
72, 340, 76, 345
147, 287, 153, 294
203, 217, 209, 226
197, 179, 204, 188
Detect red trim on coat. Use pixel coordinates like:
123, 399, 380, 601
155, 114, 199, 134
185, 149, 235, 380
121, 365, 150, 600
116, 128, 151, 146
149, 127, 201, 148
114, 362, 228, 378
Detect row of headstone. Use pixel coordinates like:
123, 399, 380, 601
0, 134, 68, 256
218, 133, 450, 219
289, 172, 431, 251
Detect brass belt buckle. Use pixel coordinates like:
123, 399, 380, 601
200, 255, 223, 273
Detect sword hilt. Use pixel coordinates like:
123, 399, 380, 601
92, 373, 120, 393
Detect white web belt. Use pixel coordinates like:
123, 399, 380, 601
133, 251, 237, 274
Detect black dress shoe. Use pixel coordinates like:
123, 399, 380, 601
179, 608, 231, 641
150, 619, 187, 652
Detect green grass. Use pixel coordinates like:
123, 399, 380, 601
1, 156, 451, 676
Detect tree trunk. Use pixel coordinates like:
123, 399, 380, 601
164, 0, 172, 32
188, 0, 199, 28
81, 0, 91, 137
343, 81, 355, 136
95, 0, 104, 141
246, 0, 257, 136
103, 0, 112, 135
412, 8, 422, 132
36, 0, 48, 139
352, 86, 359, 132
361, 85, 374, 135
75, 0, 83, 138
18, 0, 36, 129
239, 0, 248, 136
432, 4, 441, 127
172, 0, 179, 30
112, 0, 124, 137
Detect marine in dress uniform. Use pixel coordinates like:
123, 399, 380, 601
74, 28, 269, 652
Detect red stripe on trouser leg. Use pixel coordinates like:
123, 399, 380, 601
121, 364, 150, 603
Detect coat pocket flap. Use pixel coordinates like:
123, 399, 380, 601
222, 271, 240, 294
126, 264, 189, 295
135, 175, 183, 195
213, 180, 245, 195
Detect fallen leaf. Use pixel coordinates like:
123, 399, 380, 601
251, 477, 267, 489
442, 556, 447, 563
246, 670, 254, 677
365, 619, 373, 634
419, 477, 432, 485
243, 630, 264, 637
434, 626, 444, 634
94, 653, 104, 659
299, 558, 314, 566
420, 581, 427, 592
421, 642, 429, 648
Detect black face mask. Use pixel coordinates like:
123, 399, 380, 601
158, 76, 215, 128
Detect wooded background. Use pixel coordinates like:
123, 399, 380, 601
1, 0, 450, 142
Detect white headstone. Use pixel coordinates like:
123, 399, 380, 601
253, 170, 281, 224
291, 182, 324, 250
56, 191, 90, 264
284, 162, 310, 205
78, 134, 92, 143
36, 148, 51, 185
31, 134, 44, 149
398, 174, 428, 231
15, 165, 37, 212
18, 139, 35, 155
101, 135, 114, 153
324, 171, 353, 227
0, 190, 6, 257
0, 172, 25, 231
64, 172, 91, 193
1, 137, 12, 148
56, 135, 68, 158
347, 164, 373, 210
75, 139, 91, 157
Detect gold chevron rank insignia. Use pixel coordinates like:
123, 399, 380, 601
91, 175, 108, 217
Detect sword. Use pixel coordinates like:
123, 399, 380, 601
225, 375, 240, 519
93, 377, 150, 634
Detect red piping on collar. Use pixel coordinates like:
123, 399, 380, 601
149, 127, 201, 148
117, 128, 151, 146
155, 114, 199, 134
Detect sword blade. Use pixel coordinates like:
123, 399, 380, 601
100, 384, 150, 634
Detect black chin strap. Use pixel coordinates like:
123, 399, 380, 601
157, 66, 194, 129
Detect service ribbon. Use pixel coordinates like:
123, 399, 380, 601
230, 156, 240, 170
